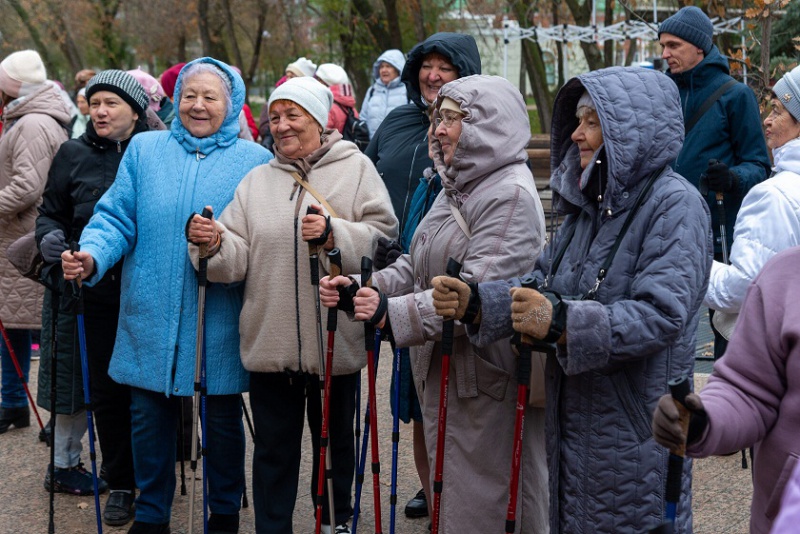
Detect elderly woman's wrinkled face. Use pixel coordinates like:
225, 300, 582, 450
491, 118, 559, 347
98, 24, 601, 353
434, 109, 464, 167
379, 62, 400, 85
269, 100, 323, 159
179, 72, 227, 138
764, 97, 800, 150
77, 94, 89, 116
571, 107, 603, 170
89, 91, 138, 141
419, 54, 458, 104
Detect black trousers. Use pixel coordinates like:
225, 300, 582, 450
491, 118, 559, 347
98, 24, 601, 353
250, 371, 357, 533
83, 298, 135, 491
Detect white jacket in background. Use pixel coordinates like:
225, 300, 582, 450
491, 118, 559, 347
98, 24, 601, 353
705, 136, 800, 312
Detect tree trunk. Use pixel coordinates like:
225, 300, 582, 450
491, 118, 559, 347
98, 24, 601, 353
604, 0, 614, 66
6, 0, 57, 75
760, 15, 772, 94
564, 0, 605, 71
511, 0, 554, 133
221, 0, 245, 70
198, 0, 214, 57
411, 0, 426, 43
351, 0, 392, 50
382, 0, 403, 49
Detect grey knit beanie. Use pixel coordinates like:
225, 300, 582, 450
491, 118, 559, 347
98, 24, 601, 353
773, 65, 800, 122
86, 70, 148, 116
658, 6, 714, 55
268, 76, 332, 129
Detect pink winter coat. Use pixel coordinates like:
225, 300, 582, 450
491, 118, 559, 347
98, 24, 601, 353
326, 84, 358, 135
0, 84, 71, 329
688, 246, 800, 534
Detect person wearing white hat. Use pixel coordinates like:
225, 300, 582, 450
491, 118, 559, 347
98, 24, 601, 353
0, 49, 72, 438
186, 75, 398, 534
285, 56, 318, 79
314, 63, 361, 137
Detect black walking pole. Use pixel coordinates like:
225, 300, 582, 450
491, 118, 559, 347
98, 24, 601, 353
189, 207, 212, 534
241, 394, 255, 508
70, 242, 103, 534
307, 206, 337, 529
649, 376, 691, 534
389, 344, 401, 534
315, 248, 343, 533
47, 270, 60, 534
431, 258, 462, 534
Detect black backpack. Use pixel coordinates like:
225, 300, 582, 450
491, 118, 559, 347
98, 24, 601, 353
335, 102, 370, 152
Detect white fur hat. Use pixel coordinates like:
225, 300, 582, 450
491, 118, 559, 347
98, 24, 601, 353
0, 50, 47, 98
268, 76, 333, 129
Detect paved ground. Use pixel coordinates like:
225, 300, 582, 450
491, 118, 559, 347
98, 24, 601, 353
0, 309, 752, 533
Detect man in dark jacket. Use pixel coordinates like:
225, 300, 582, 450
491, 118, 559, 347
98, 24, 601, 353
659, 6, 770, 359
364, 32, 480, 520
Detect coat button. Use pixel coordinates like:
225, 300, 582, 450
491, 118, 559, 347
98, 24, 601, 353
92, 188, 100, 197
420, 234, 426, 244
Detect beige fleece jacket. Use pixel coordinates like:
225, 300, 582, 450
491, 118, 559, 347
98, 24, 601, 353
192, 140, 398, 374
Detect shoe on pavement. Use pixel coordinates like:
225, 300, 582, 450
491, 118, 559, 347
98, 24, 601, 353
127, 521, 170, 534
44, 463, 109, 495
104, 490, 135, 526
0, 406, 30, 434
404, 488, 429, 518
320, 523, 351, 534
208, 512, 239, 533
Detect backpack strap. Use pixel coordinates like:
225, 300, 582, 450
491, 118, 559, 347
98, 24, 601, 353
685, 79, 737, 135
291, 172, 340, 218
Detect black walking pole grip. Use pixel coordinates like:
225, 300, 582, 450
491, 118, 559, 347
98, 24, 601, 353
327, 248, 342, 332
441, 258, 463, 355
197, 207, 212, 287
512, 275, 539, 386
361, 257, 374, 350
69, 242, 84, 314
666, 376, 691, 520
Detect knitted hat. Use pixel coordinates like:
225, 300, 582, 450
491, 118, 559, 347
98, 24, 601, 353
0, 50, 47, 98
439, 97, 462, 115
268, 76, 332, 129
658, 6, 714, 55
315, 63, 349, 87
127, 68, 166, 111
285, 57, 317, 78
159, 62, 186, 100
773, 65, 800, 122
86, 70, 148, 116
577, 91, 596, 112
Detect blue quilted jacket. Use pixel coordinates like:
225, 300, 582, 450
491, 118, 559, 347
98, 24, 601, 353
79, 58, 273, 396
474, 67, 713, 533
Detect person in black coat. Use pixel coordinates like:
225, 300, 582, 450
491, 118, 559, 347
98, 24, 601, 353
363, 32, 481, 519
36, 70, 149, 527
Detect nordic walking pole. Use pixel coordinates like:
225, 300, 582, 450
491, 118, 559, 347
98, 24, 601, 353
504, 275, 542, 534
0, 319, 45, 432
307, 206, 337, 529
201, 335, 209, 534
362, 257, 384, 534
352, 331, 381, 534
431, 257, 462, 534
241, 395, 255, 509
389, 345, 401, 534
47, 270, 60, 534
70, 242, 103, 534
315, 248, 343, 534
189, 207, 213, 534
649, 376, 691, 534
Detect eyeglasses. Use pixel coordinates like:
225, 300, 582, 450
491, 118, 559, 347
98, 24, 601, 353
434, 112, 464, 129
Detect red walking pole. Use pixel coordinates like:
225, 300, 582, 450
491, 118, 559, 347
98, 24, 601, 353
315, 248, 343, 534
0, 317, 45, 431
431, 258, 462, 534
361, 256, 383, 534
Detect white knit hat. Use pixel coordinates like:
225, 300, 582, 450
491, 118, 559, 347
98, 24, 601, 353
285, 57, 318, 78
0, 50, 47, 98
314, 63, 349, 87
268, 77, 333, 129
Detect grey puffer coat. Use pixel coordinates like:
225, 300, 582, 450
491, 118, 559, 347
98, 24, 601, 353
372, 75, 548, 533
472, 67, 713, 533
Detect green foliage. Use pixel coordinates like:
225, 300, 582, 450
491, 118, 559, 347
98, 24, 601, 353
770, 0, 800, 61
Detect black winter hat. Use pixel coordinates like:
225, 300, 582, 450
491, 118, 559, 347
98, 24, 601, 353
85, 70, 148, 116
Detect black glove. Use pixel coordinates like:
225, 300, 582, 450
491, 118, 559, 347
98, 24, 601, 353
40, 229, 68, 264
703, 159, 737, 193
373, 237, 402, 270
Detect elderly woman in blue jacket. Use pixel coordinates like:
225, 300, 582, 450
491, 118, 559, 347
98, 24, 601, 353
359, 49, 408, 138
432, 67, 712, 533
61, 58, 273, 534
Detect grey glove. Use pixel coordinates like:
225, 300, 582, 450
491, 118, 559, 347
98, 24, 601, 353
40, 229, 68, 264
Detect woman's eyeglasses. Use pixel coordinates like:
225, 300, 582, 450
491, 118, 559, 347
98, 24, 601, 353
434, 112, 464, 129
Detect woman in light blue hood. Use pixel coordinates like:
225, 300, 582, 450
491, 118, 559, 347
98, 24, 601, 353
61, 57, 273, 534
359, 49, 408, 138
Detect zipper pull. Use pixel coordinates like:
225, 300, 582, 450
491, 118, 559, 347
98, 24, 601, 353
117, 141, 121, 153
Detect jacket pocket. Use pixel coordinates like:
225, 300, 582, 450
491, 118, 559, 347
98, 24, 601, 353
766, 454, 798, 520
609, 369, 652, 443
467, 348, 510, 402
